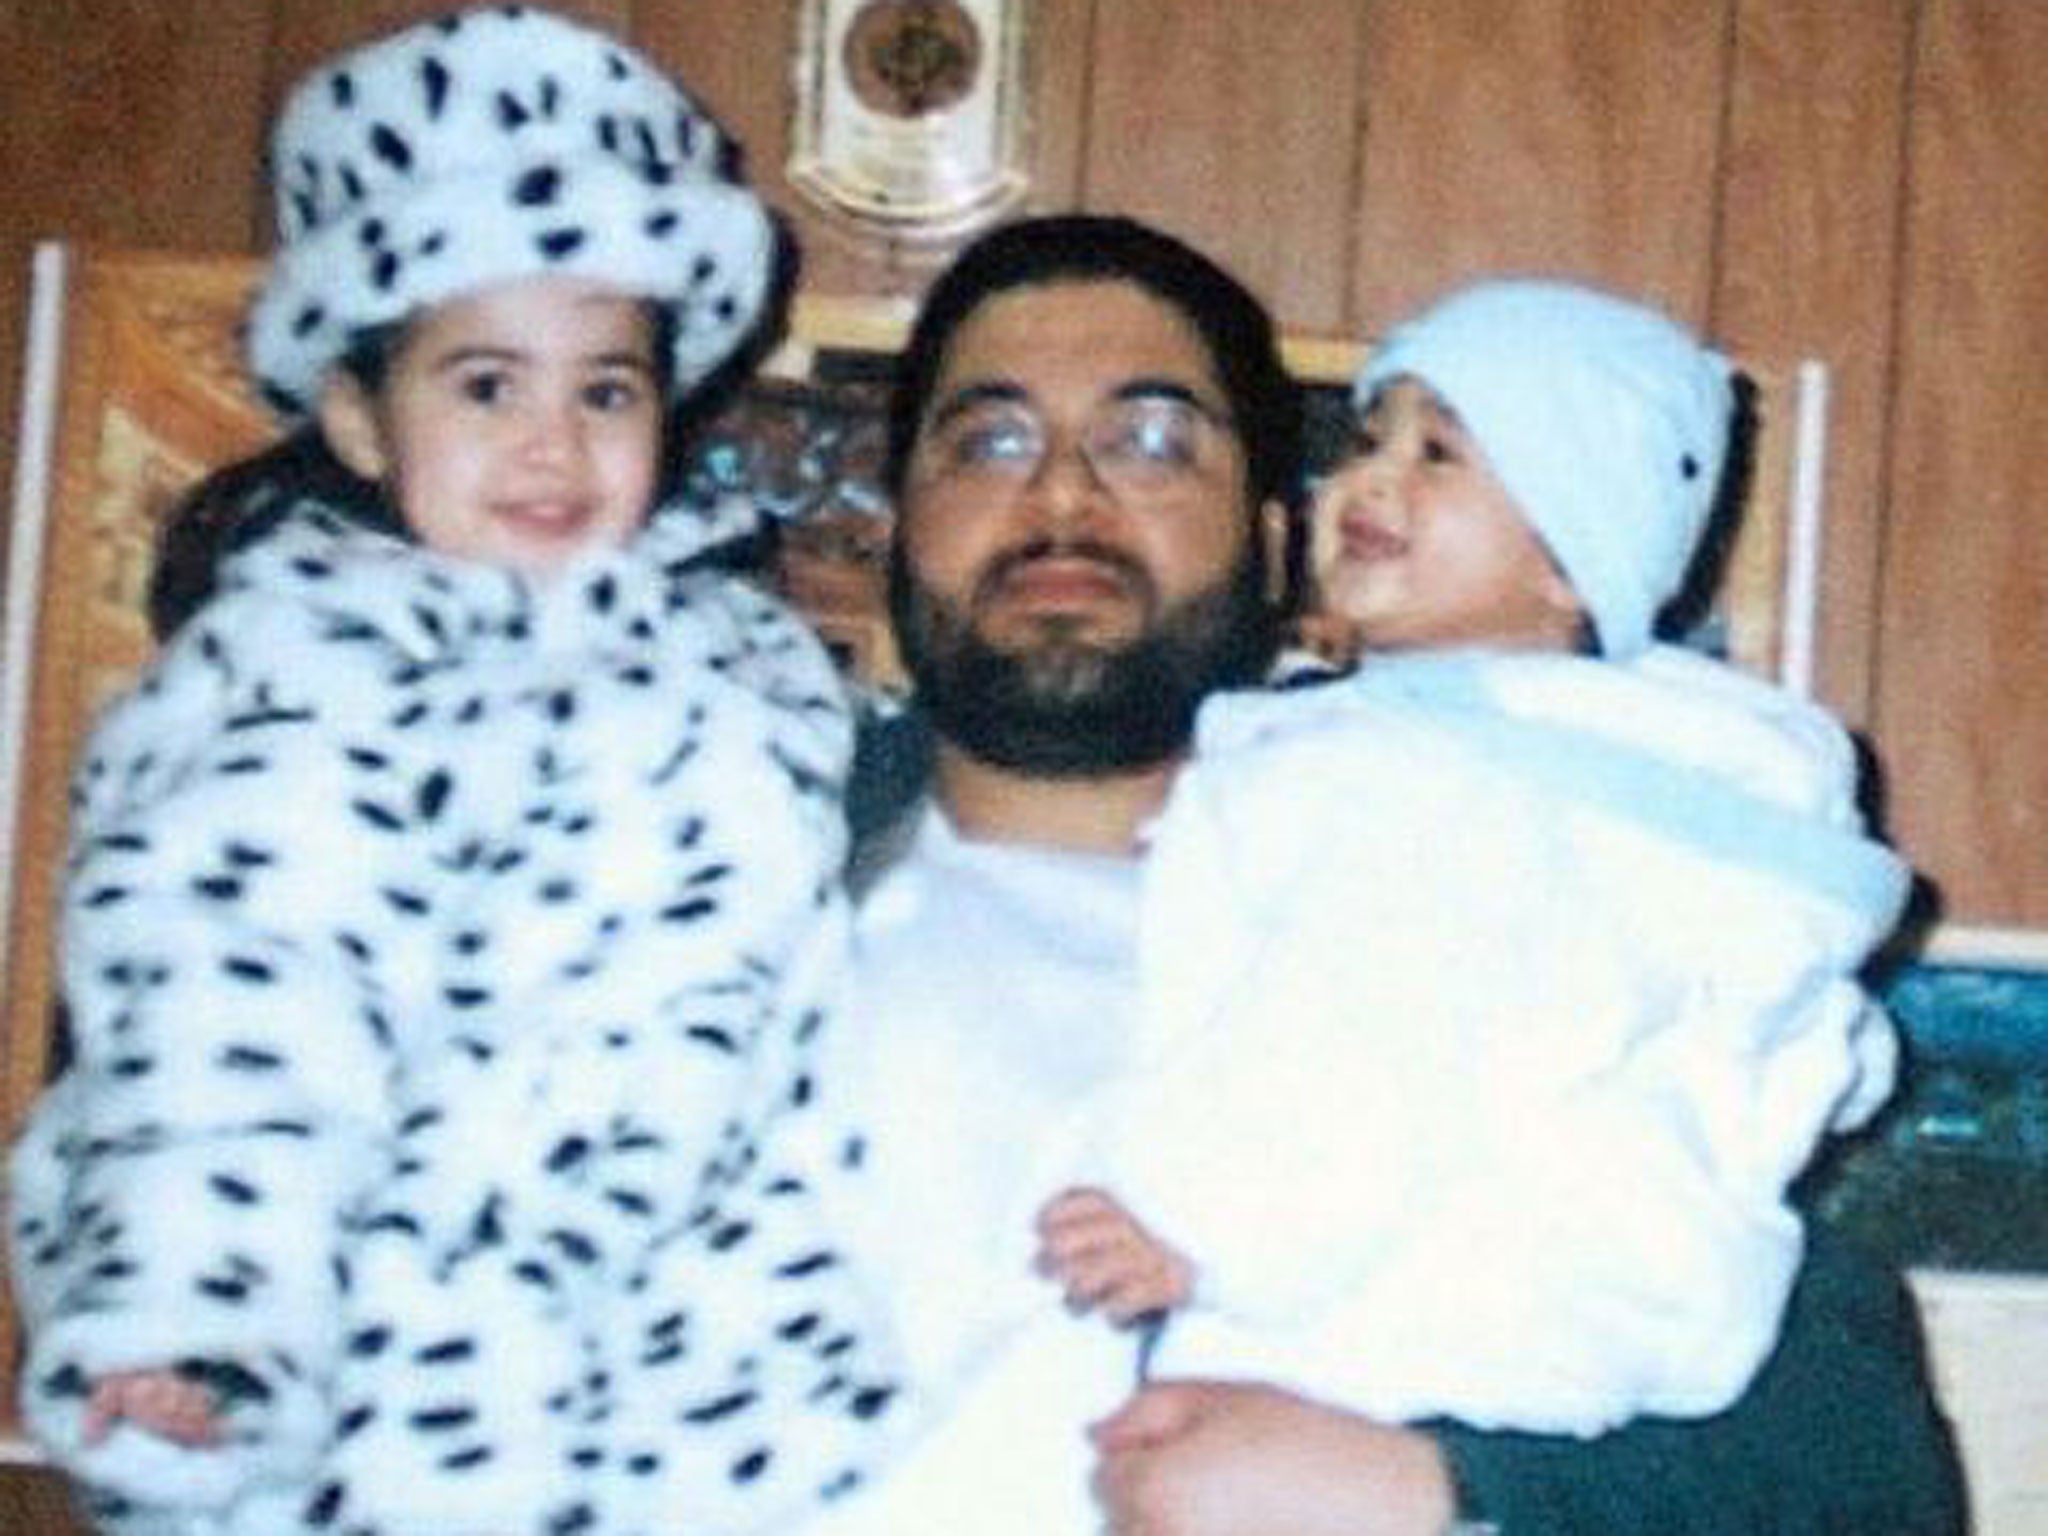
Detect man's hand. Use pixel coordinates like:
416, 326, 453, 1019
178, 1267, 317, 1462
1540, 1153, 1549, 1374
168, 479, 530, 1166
1035, 1185, 1195, 1324
1091, 1379, 1458, 1536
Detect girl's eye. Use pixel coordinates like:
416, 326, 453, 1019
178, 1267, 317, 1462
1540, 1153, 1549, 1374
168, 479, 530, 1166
582, 377, 647, 412
456, 369, 511, 406
1421, 433, 1460, 465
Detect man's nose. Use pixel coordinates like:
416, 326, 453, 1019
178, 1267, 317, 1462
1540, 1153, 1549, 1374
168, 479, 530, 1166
1021, 431, 1111, 522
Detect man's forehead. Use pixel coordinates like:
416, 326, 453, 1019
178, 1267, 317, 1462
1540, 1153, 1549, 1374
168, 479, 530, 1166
929, 279, 1225, 407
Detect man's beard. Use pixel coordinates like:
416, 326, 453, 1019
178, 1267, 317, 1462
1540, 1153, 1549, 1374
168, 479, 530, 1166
888, 536, 1275, 777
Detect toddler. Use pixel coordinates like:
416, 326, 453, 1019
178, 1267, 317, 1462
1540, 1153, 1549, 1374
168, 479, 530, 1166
1038, 279, 1909, 1433
8, 9, 898, 1534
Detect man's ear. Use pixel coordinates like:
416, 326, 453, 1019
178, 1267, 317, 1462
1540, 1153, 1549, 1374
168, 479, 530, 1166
1259, 498, 1293, 608
316, 374, 390, 482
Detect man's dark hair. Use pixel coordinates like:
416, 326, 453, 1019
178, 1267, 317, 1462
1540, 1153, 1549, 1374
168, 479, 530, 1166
883, 214, 1302, 513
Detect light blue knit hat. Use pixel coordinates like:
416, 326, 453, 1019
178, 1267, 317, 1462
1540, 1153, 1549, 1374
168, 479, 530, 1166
1355, 279, 1735, 658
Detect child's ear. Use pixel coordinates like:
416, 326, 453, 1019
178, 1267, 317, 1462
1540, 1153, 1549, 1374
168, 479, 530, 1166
316, 375, 389, 482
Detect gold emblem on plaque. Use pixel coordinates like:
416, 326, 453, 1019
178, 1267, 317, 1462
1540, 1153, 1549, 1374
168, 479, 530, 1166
844, 0, 981, 118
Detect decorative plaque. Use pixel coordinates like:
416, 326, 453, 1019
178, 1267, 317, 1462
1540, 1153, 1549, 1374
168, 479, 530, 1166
789, 0, 1030, 244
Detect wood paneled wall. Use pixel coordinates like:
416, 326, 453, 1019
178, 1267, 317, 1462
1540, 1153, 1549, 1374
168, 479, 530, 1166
1, 0, 2042, 929
1877, 0, 2048, 927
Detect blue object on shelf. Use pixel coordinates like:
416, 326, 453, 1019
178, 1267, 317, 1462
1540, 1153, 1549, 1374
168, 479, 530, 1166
1809, 959, 2048, 1274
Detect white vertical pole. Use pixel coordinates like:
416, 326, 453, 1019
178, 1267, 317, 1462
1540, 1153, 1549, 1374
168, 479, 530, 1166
0, 241, 70, 988
1779, 358, 1829, 699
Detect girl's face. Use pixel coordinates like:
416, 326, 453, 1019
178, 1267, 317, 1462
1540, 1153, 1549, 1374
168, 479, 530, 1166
1307, 377, 1583, 654
320, 275, 663, 576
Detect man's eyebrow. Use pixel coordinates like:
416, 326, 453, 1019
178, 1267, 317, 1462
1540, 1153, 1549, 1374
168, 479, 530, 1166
922, 379, 1029, 431
924, 376, 1229, 430
1110, 377, 1230, 424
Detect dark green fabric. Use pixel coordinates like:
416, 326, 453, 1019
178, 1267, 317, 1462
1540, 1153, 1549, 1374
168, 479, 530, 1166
847, 703, 933, 849
1433, 1228, 1967, 1534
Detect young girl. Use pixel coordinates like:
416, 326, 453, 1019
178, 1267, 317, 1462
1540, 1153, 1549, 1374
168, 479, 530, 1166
1036, 280, 1909, 1434
8, 9, 898, 1534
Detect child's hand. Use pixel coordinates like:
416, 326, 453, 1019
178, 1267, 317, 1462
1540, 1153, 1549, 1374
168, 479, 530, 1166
83, 1368, 224, 1449
1035, 1185, 1194, 1324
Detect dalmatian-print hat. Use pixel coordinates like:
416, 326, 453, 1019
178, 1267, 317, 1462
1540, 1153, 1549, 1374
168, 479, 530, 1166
247, 5, 774, 414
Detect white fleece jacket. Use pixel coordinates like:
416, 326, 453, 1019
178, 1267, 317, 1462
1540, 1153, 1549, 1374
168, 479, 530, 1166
1107, 646, 1908, 1434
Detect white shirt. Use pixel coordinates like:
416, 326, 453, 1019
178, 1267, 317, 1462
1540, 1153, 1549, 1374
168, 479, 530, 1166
809, 810, 1147, 1535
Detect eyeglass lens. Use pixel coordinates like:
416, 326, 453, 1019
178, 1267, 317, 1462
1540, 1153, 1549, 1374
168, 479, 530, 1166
916, 395, 1223, 496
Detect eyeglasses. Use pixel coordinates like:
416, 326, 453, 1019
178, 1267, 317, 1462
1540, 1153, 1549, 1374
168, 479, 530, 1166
910, 393, 1235, 501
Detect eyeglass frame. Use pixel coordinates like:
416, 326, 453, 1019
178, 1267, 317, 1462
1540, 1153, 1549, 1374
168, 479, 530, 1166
904, 379, 1244, 503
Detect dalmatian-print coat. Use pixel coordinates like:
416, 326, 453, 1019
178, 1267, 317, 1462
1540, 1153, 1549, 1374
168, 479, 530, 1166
8, 503, 902, 1535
